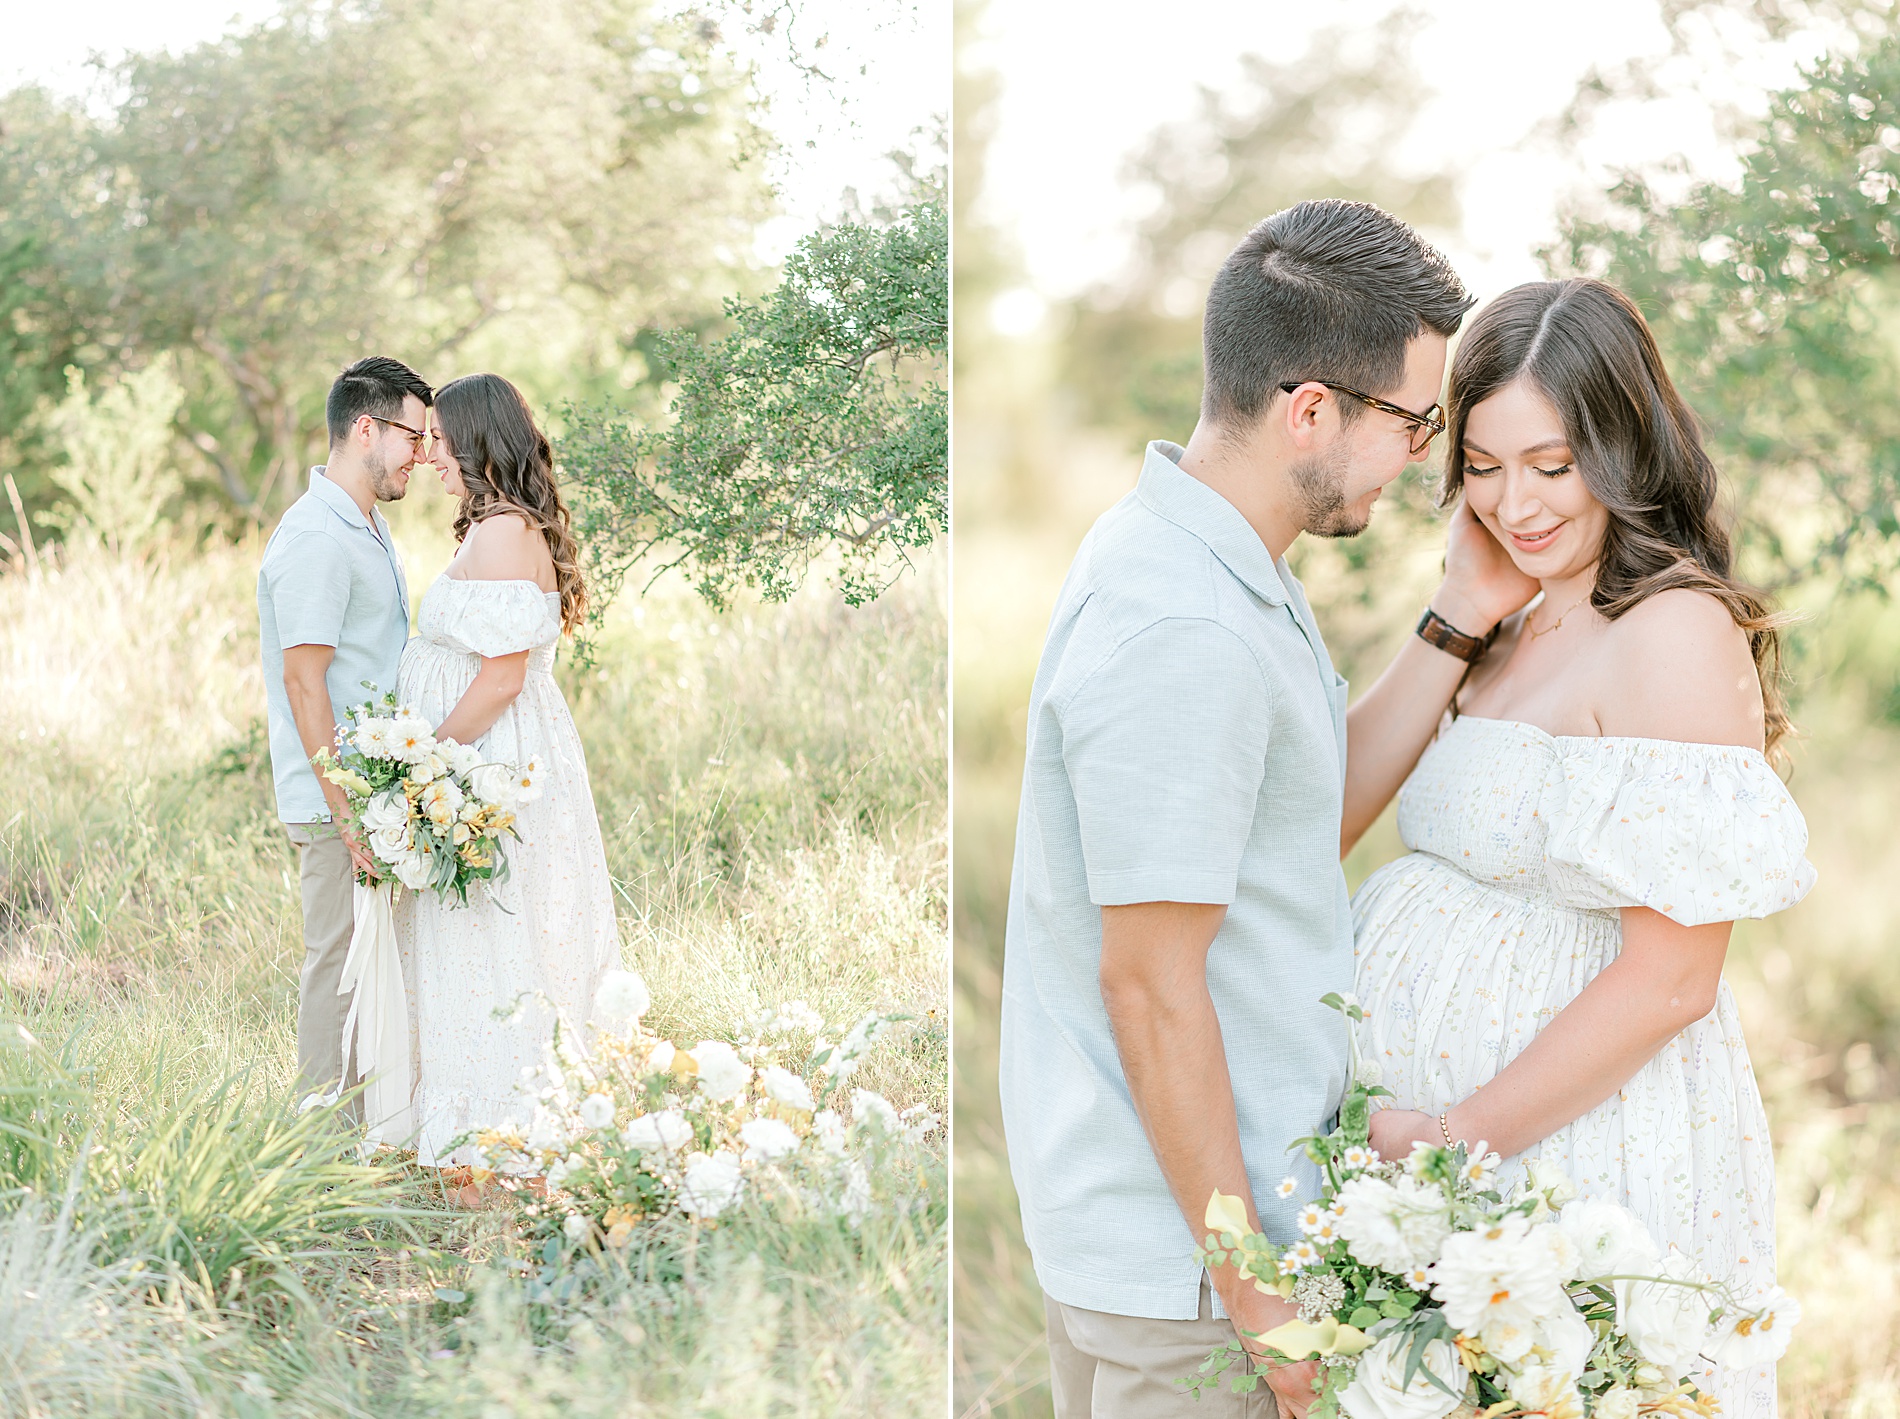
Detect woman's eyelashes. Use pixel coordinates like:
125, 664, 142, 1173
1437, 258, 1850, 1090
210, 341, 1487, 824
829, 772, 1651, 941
1462, 462, 1501, 477
1460, 461, 1573, 478
1535, 463, 1574, 478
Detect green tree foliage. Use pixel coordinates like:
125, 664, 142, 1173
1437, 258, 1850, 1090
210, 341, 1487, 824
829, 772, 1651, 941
1060, 10, 1462, 443
563, 192, 946, 612
1555, 15, 1900, 591
0, 0, 771, 520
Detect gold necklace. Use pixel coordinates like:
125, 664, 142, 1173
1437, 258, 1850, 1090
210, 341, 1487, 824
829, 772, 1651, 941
1527, 592, 1592, 638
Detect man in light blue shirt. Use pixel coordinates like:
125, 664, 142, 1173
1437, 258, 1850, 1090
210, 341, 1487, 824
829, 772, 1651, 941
999, 201, 1534, 1418
257, 355, 433, 1108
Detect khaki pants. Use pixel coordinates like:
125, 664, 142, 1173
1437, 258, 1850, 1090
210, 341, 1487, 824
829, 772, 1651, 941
286, 823, 360, 1121
1046, 1282, 1279, 1419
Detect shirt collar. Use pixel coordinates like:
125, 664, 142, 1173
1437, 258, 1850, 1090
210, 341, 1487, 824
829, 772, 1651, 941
307, 466, 389, 538
1135, 441, 1291, 608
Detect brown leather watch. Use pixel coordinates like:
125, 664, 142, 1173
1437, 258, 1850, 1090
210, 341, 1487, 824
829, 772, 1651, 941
1415, 607, 1497, 663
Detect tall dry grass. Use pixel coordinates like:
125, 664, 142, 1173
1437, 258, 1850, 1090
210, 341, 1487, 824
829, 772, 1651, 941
0, 491, 947, 1416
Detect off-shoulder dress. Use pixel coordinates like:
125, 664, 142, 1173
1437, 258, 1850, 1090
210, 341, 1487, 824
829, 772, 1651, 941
1352, 715, 1816, 1418
394, 573, 622, 1166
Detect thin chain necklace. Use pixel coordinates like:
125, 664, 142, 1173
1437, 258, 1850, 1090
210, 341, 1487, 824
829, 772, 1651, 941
1527, 590, 1593, 638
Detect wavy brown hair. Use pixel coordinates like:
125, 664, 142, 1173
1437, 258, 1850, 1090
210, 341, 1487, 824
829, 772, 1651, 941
1441, 278, 1791, 755
435, 373, 587, 634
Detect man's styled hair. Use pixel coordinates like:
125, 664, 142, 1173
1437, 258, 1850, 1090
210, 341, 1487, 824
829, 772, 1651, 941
1201, 199, 1473, 429
325, 355, 435, 445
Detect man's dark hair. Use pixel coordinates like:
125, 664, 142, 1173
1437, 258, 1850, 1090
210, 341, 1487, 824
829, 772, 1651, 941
325, 355, 434, 444
1201, 199, 1473, 429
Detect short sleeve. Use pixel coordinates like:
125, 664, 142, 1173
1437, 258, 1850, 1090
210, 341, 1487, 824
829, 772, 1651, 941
1544, 738, 1816, 925
265, 532, 352, 649
1058, 619, 1271, 907
440, 580, 561, 658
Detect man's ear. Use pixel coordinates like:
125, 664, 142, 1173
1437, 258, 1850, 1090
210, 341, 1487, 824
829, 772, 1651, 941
1280, 384, 1334, 452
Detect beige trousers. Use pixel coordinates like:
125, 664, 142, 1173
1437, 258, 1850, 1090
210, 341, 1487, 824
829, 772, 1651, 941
286, 823, 361, 1120
1046, 1282, 1279, 1419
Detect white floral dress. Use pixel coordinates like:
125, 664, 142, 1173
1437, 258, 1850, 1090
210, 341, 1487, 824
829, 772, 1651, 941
1352, 716, 1815, 1417
395, 575, 622, 1166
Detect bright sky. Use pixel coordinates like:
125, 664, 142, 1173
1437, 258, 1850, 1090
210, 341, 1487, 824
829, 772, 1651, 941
970, 0, 1837, 329
0, 0, 947, 261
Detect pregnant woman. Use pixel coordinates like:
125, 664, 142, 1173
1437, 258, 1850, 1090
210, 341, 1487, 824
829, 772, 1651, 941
1349, 280, 1813, 1417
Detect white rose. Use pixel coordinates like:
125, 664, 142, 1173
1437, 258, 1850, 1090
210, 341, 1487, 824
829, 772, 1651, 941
678, 1151, 744, 1218
851, 1088, 899, 1137
691, 1040, 751, 1101
621, 1108, 692, 1155
467, 762, 519, 810
359, 788, 410, 834
1594, 1387, 1640, 1419
1614, 1251, 1713, 1376
1524, 1157, 1580, 1215
645, 1039, 676, 1075
1337, 1173, 1453, 1274
1529, 1304, 1595, 1379
812, 1109, 847, 1156
576, 1093, 615, 1132
1708, 1285, 1800, 1368
368, 824, 415, 864
760, 1065, 816, 1113
593, 971, 651, 1030
1559, 1198, 1662, 1282
739, 1117, 800, 1162
392, 852, 433, 891
1431, 1214, 1571, 1338
1337, 1332, 1464, 1419
439, 739, 483, 776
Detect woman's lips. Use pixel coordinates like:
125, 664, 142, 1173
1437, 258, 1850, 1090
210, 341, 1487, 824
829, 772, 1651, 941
1508, 524, 1562, 553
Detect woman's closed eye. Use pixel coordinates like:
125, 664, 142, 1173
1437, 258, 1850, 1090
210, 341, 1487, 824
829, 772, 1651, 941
1533, 463, 1574, 478
1461, 462, 1502, 477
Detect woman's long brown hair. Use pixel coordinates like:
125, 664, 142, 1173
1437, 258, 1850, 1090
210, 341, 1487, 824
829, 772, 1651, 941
434, 373, 587, 634
1441, 278, 1792, 756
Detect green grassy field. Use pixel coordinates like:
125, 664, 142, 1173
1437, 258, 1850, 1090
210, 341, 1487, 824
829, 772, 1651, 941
0, 495, 947, 1417
951, 369, 1900, 1418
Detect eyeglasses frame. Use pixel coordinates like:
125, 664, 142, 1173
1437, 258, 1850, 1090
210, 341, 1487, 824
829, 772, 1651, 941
1278, 380, 1447, 457
367, 414, 432, 452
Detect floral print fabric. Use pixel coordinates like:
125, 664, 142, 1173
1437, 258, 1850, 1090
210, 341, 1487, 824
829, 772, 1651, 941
395, 575, 622, 1167
1352, 716, 1815, 1417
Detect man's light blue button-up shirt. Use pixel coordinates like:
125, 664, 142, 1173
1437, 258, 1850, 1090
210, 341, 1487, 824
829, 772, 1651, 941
998, 440, 1354, 1320
256, 467, 411, 824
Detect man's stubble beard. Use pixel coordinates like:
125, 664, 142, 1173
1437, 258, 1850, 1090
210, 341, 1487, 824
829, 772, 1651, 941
366, 443, 410, 503
1291, 440, 1370, 540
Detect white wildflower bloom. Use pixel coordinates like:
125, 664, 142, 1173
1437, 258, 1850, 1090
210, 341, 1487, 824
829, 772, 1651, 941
351, 718, 399, 758
692, 1040, 751, 1101
1404, 1141, 1437, 1177
511, 757, 545, 805
761, 1065, 817, 1112
576, 1093, 615, 1132
1708, 1285, 1800, 1368
467, 762, 520, 810
812, 1109, 848, 1156
1337, 1332, 1463, 1419
1401, 1264, 1432, 1292
1274, 1176, 1299, 1200
851, 1088, 899, 1137
900, 1105, 939, 1144
646, 1039, 676, 1075
1430, 1213, 1571, 1338
524, 1104, 567, 1154
1341, 1145, 1376, 1171
621, 1109, 693, 1155
838, 1157, 872, 1225
592, 971, 651, 1030
776, 1001, 823, 1033
1593, 1387, 1640, 1419
359, 788, 411, 834
1557, 1198, 1661, 1282
1613, 1250, 1713, 1376
546, 1152, 585, 1190
679, 1150, 745, 1218
1296, 1202, 1328, 1236
390, 717, 439, 765
1310, 1216, 1341, 1245
1506, 1365, 1584, 1419
739, 1118, 800, 1163
563, 1213, 591, 1243
1282, 1240, 1321, 1272
1336, 1174, 1453, 1274
1461, 1149, 1500, 1189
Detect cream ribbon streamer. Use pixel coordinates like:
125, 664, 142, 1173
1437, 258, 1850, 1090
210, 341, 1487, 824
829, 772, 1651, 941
338, 879, 413, 1146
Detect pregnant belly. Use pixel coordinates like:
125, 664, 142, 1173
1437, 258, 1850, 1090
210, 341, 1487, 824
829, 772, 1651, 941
1350, 852, 1622, 1109
397, 641, 478, 727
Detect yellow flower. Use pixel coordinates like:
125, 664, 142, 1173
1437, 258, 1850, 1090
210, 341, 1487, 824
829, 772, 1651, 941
671, 1049, 700, 1082
1204, 1190, 1252, 1243
1257, 1315, 1371, 1360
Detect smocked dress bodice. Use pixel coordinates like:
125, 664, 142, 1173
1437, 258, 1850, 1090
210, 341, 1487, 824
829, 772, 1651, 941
1353, 715, 1815, 1419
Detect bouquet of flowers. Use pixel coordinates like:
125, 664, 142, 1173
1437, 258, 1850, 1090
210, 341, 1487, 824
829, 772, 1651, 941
1193, 995, 1798, 1419
312, 692, 539, 903
461, 970, 939, 1246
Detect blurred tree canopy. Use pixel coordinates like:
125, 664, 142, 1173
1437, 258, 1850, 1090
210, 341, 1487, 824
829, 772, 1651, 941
563, 178, 946, 613
1555, 4, 1900, 592
1060, 10, 1461, 443
0, 0, 771, 521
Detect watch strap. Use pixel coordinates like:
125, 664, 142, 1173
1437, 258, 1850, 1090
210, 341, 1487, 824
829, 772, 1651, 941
1415, 607, 1496, 663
